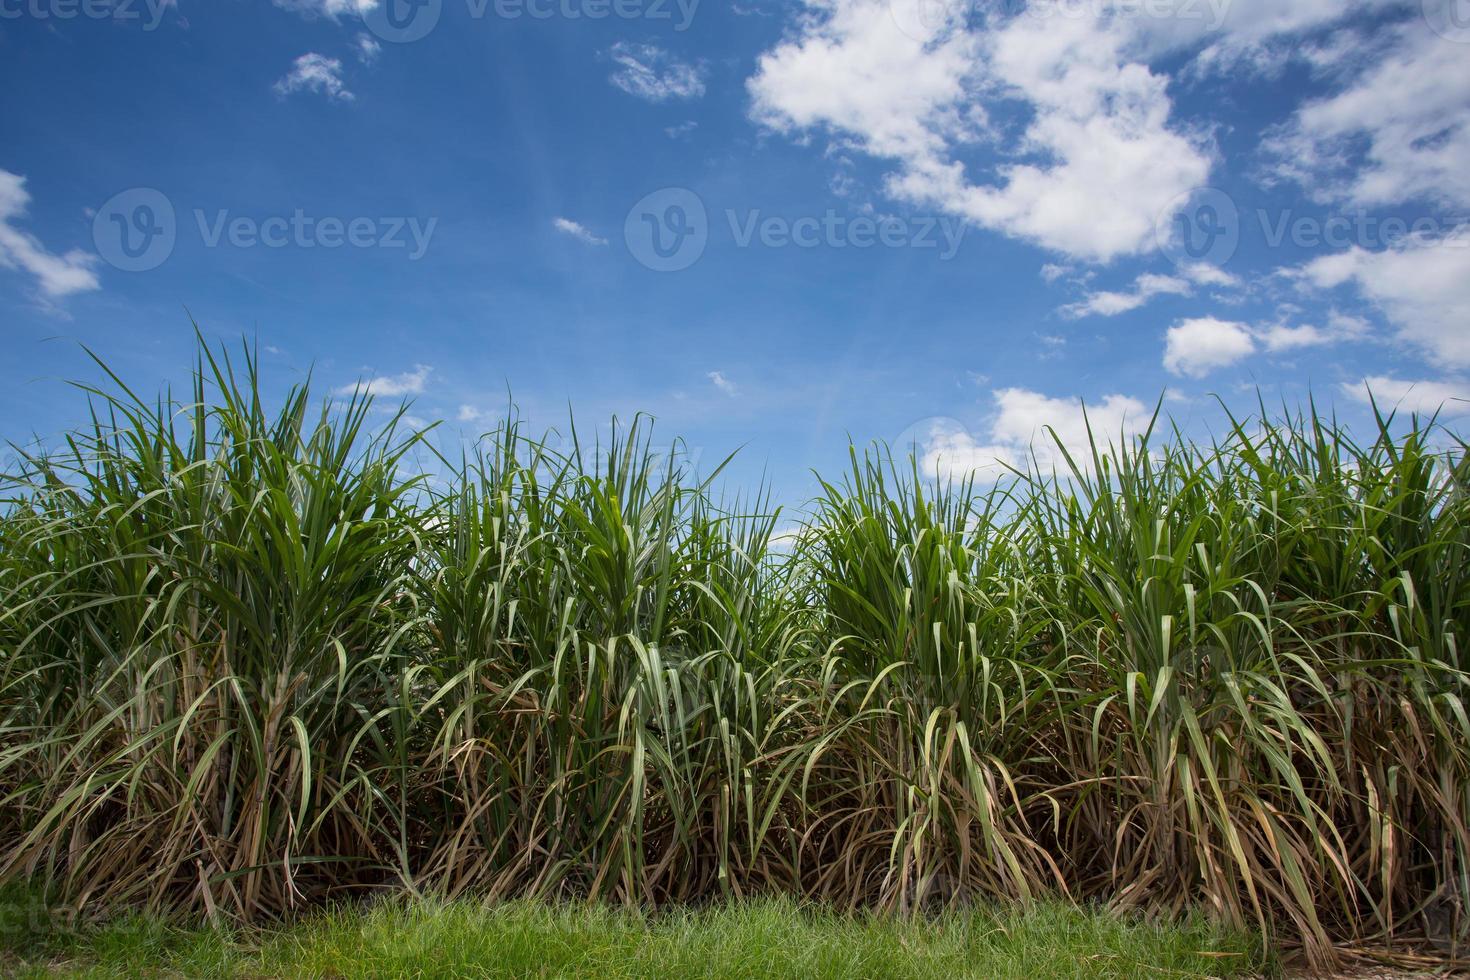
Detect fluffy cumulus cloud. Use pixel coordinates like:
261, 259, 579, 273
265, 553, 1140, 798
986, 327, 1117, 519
335, 364, 431, 398
920, 387, 1151, 480
1264, 19, 1470, 210
0, 169, 100, 299
608, 43, 707, 102
1297, 238, 1470, 367
1163, 317, 1256, 378
274, 53, 354, 101
1339, 376, 1470, 418
747, 0, 1212, 262
707, 370, 738, 396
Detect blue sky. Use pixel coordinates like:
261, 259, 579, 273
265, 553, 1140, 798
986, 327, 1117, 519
2, 0, 1468, 501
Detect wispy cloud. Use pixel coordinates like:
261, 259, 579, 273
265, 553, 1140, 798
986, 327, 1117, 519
608, 43, 706, 102
354, 32, 381, 64
274, 53, 354, 101
335, 364, 431, 398
552, 217, 608, 246
1061, 264, 1237, 319
707, 370, 738, 396
272, 0, 377, 19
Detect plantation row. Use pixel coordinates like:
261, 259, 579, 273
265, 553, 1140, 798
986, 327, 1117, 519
1, 343, 1466, 970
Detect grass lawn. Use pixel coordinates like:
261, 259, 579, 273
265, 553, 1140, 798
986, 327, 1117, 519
0, 891, 1271, 979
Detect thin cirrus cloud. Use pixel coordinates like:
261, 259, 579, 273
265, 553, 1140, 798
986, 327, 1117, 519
707, 371, 737, 396
607, 43, 707, 102
0, 169, 100, 300
274, 53, 355, 101
552, 218, 608, 246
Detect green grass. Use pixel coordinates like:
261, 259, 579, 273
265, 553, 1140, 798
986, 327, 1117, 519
1, 890, 1268, 979
1, 333, 1466, 973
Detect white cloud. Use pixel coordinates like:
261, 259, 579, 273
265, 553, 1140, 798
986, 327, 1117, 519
274, 53, 354, 101
272, 0, 377, 19
0, 169, 100, 299
335, 364, 430, 398
1339, 376, 1470, 418
748, 0, 1212, 262
920, 387, 1150, 480
608, 43, 706, 102
1256, 313, 1368, 352
354, 32, 381, 64
707, 370, 738, 396
1256, 323, 1333, 352
1263, 19, 1470, 210
552, 217, 608, 246
1061, 272, 1191, 318
1059, 261, 1236, 318
1163, 317, 1256, 377
457, 404, 493, 424
1296, 237, 1470, 366
1181, 262, 1239, 287
1139, 0, 1398, 67
919, 420, 1017, 481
